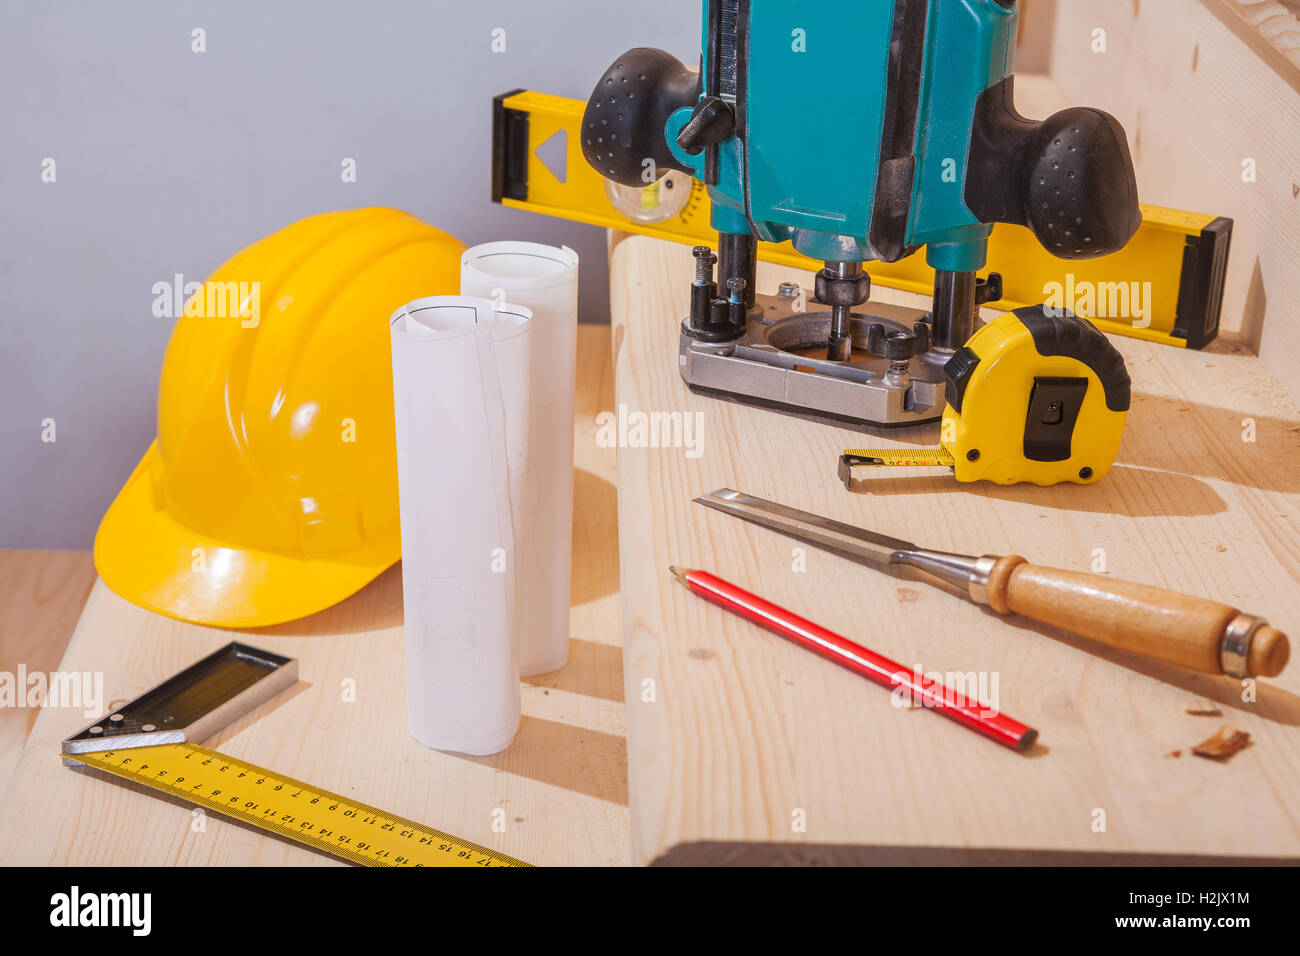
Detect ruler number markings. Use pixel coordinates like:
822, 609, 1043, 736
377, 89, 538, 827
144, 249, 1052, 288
83, 746, 520, 866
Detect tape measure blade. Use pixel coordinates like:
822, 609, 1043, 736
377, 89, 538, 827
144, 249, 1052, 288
74, 744, 530, 868
842, 447, 956, 468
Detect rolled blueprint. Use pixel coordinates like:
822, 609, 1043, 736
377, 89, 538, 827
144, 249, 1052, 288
461, 242, 580, 676
390, 295, 531, 755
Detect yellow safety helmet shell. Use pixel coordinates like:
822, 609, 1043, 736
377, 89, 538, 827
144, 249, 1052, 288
94, 208, 464, 627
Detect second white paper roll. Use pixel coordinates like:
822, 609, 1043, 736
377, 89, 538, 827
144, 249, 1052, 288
461, 242, 579, 677
390, 295, 531, 756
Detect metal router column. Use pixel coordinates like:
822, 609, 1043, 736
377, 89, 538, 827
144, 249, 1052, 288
931, 270, 978, 351
818, 261, 869, 362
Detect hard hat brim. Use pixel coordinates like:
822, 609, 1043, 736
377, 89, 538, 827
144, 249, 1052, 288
94, 441, 395, 628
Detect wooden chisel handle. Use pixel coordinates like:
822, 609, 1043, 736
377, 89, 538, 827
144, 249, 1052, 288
984, 556, 1290, 678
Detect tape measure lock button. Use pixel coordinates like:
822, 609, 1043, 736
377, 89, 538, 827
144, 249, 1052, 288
942, 346, 981, 414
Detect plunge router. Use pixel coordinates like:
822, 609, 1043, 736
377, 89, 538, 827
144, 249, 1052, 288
579, 0, 1142, 434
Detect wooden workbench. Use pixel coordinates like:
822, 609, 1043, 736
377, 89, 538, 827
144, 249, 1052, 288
0, 552, 97, 790
4, 243, 1300, 867
610, 236, 1300, 865
0, 325, 628, 866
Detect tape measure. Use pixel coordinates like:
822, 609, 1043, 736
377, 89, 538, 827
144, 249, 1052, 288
75, 743, 528, 867
840, 307, 1131, 488
62, 642, 530, 868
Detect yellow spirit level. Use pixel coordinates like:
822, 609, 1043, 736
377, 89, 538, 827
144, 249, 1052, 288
492, 89, 1231, 350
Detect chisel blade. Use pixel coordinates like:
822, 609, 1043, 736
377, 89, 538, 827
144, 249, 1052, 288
693, 488, 989, 600
694, 488, 919, 568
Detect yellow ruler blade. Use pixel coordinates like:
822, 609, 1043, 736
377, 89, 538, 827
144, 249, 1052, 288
842, 447, 956, 468
74, 743, 530, 867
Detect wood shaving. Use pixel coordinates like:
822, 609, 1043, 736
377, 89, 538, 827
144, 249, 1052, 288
1191, 726, 1252, 761
1185, 700, 1223, 717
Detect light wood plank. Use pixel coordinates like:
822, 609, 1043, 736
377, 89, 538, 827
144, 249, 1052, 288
611, 235, 1300, 865
1048, 0, 1300, 386
0, 324, 626, 866
0, 551, 98, 799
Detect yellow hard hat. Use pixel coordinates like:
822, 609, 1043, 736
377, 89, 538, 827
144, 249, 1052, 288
94, 207, 465, 627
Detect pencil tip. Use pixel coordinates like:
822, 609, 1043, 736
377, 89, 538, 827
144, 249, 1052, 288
668, 565, 688, 585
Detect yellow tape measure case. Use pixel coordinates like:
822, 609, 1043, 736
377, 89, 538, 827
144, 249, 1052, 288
942, 307, 1130, 486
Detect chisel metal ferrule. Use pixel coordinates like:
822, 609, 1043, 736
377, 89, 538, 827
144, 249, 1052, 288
1221, 613, 1267, 679
890, 549, 1000, 605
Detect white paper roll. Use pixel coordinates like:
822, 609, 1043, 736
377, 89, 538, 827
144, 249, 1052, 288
390, 295, 531, 755
461, 242, 579, 677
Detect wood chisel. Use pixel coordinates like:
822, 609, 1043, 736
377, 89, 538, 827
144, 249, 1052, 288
695, 489, 1290, 679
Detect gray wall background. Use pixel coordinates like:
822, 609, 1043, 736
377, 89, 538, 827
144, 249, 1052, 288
1, 0, 698, 548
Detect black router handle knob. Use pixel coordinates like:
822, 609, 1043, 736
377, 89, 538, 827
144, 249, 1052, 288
1022, 108, 1141, 258
966, 77, 1141, 259
581, 48, 701, 187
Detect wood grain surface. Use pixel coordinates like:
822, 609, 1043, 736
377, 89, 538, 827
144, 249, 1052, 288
610, 234, 1300, 866
1050, 0, 1300, 386
0, 324, 627, 866
0, 551, 97, 794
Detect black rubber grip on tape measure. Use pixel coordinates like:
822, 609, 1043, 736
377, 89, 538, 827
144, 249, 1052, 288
944, 347, 981, 415
1015, 305, 1131, 412
944, 307, 1131, 414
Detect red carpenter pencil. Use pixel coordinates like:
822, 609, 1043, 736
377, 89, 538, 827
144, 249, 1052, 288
670, 566, 1038, 752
